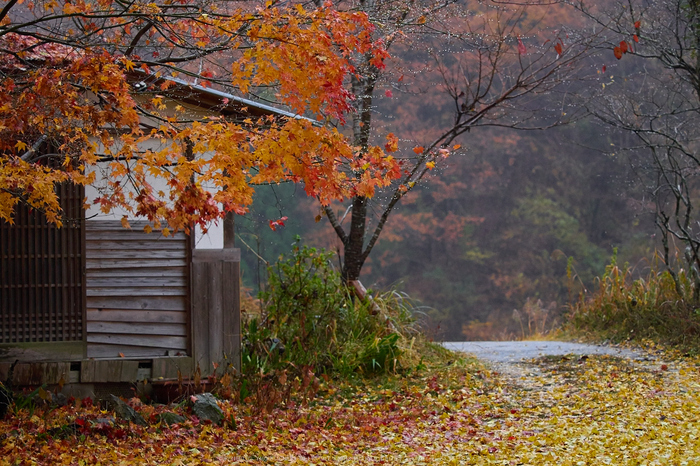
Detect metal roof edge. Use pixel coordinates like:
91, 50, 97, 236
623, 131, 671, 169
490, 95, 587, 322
127, 71, 318, 124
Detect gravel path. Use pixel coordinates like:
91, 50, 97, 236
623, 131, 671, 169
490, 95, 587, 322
442, 340, 641, 363
442, 340, 648, 391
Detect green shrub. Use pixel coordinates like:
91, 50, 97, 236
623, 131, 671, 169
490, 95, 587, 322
241, 238, 414, 380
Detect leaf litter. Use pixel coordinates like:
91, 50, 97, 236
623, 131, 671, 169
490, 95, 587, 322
2, 350, 700, 465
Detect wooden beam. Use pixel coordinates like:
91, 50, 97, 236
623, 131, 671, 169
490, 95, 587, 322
87, 322, 187, 336
86, 309, 187, 324
87, 334, 187, 350
151, 356, 194, 379
86, 344, 169, 359
81, 359, 139, 383
0, 341, 85, 363
192, 249, 240, 262
86, 296, 187, 311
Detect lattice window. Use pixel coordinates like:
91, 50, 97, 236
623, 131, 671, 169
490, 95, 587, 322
0, 183, 84, 343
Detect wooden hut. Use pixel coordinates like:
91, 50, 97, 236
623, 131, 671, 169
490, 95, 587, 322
0, 76, 293, 394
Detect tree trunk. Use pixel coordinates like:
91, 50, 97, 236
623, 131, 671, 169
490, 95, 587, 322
342, 196, 368, 281
339, 71, 376, 282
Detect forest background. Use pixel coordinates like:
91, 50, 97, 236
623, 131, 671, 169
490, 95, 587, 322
235, 1, 657, 342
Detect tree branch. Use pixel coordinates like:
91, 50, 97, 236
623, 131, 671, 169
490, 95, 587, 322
324, 205, 348, 244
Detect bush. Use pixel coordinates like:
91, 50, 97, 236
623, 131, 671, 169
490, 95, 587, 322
564, 250, 700, 351
241, 239, 422, 380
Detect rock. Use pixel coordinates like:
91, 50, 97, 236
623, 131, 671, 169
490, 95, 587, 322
94, 417, 116, 427
191, 393, 223, 425
158, 411, 186, 426
109, 394, 147, 426
33, 387, 52, 405
53, 392, 69, 407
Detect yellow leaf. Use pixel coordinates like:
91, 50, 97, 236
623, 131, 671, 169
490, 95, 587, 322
14, 140, 27, 152
426, 161, 435, 170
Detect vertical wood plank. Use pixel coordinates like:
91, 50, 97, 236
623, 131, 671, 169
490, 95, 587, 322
222, 260, 241, 371
80, 187, 86, 346
35, 208, 43, 341
208, 261, 223, 374
231, 261, 241, 370
47, 216, 55, 341
0, 218, 5, 342
185, 233, 193, 357
68, 185, 76, 340
65, 183, 72, 341
1, 218, 7, 342
2, 218, 8, 342
221, 261, 233, 358
17, 208, 22, 341
60, 196, 68, 342
191, 261, 210, 374
21, 213, 25, 341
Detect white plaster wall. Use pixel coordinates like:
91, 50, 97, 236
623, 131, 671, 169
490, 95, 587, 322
84, 136, 224, 250
193, 223, 224, 249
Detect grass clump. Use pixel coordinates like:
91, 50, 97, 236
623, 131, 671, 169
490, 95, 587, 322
564, 249, 700, 352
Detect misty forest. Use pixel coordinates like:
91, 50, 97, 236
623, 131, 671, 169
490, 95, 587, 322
236, 0, 672, 342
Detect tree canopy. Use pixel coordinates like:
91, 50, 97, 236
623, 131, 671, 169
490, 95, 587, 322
0, 0, 399, 231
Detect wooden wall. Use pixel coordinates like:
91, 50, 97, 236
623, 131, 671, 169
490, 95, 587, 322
85, 221, 189, 359
2, 216, 242, 384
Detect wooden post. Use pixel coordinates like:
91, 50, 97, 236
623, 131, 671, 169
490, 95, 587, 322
191, 249, 241, 375
223, 212, 235, 249
222, 211, 240, 372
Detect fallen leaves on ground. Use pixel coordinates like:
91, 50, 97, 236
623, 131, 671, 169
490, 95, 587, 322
2, 351, 700, 465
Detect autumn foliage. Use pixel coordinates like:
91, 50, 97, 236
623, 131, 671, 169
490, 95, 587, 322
3, 350, 700, 464
0, 0, 398, 230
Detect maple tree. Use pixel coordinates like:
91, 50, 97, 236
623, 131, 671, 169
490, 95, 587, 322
0, 0, 399, 231
308, 0, 596, 281
571, 0, 700, 298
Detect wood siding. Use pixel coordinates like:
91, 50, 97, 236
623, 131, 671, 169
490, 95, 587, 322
85, 221, 189, 359
0, 183, 84, 344
191, 249, 241, 374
